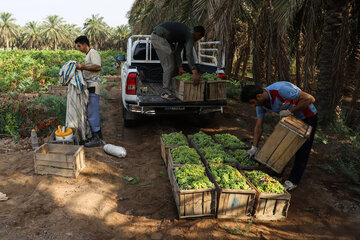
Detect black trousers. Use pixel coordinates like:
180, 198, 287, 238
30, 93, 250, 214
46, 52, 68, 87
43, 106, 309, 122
288, 114, 318, 184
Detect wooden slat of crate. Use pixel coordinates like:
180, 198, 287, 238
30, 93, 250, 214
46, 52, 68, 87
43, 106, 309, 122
174, 78, 205, 102
34, 143, 85, 178
168, 166, 216, 219
206, 80, 227, 101
255, 116, 312, 174
254, 192, 291, 220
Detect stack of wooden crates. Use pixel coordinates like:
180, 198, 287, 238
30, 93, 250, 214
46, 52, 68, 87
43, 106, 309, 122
174, 77, 227, 102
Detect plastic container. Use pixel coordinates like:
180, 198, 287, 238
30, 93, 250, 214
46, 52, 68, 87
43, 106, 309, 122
103, 144, 127, 158
55, 125, 74, 141
31, 129, 39, 150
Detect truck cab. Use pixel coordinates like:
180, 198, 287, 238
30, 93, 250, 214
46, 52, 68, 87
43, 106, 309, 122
120, 35, 227, 126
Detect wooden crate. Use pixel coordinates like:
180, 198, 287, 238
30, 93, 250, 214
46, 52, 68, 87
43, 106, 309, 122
255, 115, 312, 173
168, 166, 217, 219
207, 165, 256, 219
205, 80, 227, 101
48, 128, 79, 145
253, 191, 291, 220
160, 136, 186, 166
174, 78, 205, 102
34, 144, 85, 178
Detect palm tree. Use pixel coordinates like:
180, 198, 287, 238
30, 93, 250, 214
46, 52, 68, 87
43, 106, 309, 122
83, 14, 110, 50
0, 12, 18, 49
61, 24, 82, 49
42, 15, 65, 50
316, 0, 349, 123
111, 25, 131, 51
22, 21, 43, 49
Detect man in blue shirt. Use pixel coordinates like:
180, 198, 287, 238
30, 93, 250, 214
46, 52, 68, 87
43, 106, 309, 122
241, 81, 318, 190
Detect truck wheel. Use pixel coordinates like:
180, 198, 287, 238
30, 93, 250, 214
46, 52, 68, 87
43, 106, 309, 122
122, 104, 137, 127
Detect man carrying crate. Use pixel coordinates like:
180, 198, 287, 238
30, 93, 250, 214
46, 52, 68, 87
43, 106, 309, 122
151, 22, 205, 100
240, 81, 318, 190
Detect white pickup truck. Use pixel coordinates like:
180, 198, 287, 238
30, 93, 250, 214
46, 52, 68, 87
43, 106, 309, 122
120, 35, 227, 126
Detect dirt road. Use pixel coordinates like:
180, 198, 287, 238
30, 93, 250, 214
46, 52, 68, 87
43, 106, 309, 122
0, 79, 359, 239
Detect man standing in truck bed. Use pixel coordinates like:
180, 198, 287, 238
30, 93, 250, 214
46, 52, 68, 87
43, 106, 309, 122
151, 22, 205, 100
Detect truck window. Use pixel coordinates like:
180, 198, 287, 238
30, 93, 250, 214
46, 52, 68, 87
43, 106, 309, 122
133, 43, 159, 60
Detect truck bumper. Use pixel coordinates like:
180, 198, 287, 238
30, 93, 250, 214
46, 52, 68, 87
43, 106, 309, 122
125, 103, 224, 116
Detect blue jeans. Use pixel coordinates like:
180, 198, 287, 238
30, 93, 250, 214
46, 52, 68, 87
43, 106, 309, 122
87, 93, 101, 132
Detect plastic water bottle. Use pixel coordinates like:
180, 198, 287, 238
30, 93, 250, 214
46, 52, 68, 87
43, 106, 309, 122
103, 144, 127, 158
31, 129, 39, 150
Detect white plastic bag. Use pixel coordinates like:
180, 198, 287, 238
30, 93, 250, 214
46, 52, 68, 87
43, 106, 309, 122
103, 144, 127, 158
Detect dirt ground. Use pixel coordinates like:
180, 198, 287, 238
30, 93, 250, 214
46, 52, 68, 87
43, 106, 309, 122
1, 77, 360, 240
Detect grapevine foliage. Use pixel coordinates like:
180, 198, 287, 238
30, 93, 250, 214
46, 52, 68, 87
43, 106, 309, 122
174, 164, 214, 190
162, 131, 188, 146
171, 146, 201, 164
244, 170, 286, 193
215, 133, 246, 148
230, 149, 260, 166
210, 165, 251, 190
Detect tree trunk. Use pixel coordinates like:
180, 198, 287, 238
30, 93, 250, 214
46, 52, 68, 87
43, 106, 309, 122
316, 1, 347, 123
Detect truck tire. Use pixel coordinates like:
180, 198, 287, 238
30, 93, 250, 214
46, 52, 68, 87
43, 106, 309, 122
122, 103, 137, 127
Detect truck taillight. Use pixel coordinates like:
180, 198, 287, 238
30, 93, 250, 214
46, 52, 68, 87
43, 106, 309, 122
126, 73, 137, 95
218, 73, 226, 80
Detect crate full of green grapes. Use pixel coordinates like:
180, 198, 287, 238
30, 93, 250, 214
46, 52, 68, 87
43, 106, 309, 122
208, 164, 256, 219
174, 74, 205, 102
160, 132, 188, 166
244, 170, 291, 220
168, 164, 217, 219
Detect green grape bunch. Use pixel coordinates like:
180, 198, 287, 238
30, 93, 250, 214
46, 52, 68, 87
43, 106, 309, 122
174, 164, 214, 190
215, 133, 246, 148
201, 72, 222, 81
230, 149, 260, 166
210, 165, 251, 190
189, 131, 218, 148
171, 146, 202, 164
162, 131, 188, 146
176, 73, 197, 82
244, 170, 286, 194
201, 146, 237, 163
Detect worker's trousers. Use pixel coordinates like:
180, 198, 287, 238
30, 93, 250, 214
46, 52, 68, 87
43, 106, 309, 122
87, 90, 101, 133
151, 32, 175, 92
289, 114, 318, 184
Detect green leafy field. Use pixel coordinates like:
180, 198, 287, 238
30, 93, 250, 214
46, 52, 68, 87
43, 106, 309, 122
0, 50, 123, 93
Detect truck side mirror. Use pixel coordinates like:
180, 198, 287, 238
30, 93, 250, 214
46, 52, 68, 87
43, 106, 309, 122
116, 55, 126, 62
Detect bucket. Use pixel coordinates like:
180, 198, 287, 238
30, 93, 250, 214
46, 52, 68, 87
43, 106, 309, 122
55, 125, 74, 141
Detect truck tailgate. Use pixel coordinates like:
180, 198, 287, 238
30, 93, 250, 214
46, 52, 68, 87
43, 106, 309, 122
137, 95, 227, 106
